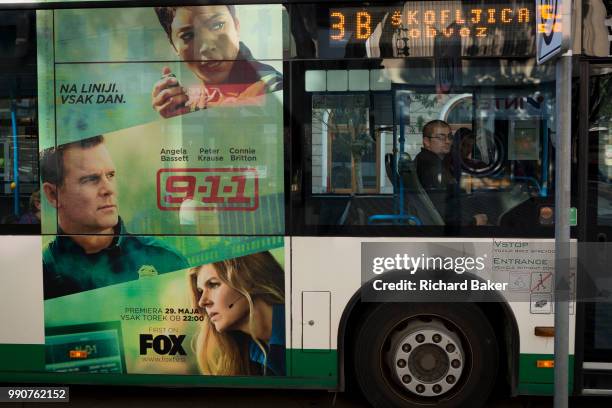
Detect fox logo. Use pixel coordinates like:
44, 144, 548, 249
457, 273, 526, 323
139, 334, 186, 355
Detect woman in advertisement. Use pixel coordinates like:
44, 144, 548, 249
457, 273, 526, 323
187, 251, 286, 376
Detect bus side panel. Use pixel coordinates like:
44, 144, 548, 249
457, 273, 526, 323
291, 237, 576, 394
501, 238, 576, 394
290, 236, 469, 382
0, 235, 45, 371
513, 299, 576, 393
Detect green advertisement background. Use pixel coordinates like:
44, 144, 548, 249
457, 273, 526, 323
41, 4, 285, 235
47, 5, 283, 145
44, 240, 285, 375
40, 5, 288, 377
45, 90, 284, 235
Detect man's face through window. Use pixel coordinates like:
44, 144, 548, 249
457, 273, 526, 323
56, 143, 118, 234
170, 6, 240, 85
424, 124, 453, 156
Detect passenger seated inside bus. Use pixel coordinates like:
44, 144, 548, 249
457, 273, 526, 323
306, 89, 553, 229
415, 120, 488, 226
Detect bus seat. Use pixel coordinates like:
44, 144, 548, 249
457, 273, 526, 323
345, 195, 395, 225
498, 196, 553, 227
385, 153, 445, 226
384, 153, 395, 184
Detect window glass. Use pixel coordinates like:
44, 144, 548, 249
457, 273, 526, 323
311, 94, 374, 193
40, 5, 285, 236
588, 67, 612, 226
0, 10, 39, 230
295, 59, 557, 234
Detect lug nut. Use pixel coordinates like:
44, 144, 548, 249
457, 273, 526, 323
415, 334, 425, 343
402, 343, 412, 353
433, 384, 442, 394
451, 359, 461, 368
445, 343, 456, 353
397, 359, 407, 368
402, 375, 412, 384
416, 384, 425, 393
446, 375, 456, 384
432, 334, 442, 343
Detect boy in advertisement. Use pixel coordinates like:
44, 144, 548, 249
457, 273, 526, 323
151, 5, 283, 118
40, 136, 188, 299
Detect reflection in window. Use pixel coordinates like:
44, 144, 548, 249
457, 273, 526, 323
302, 61, 557, 230
0, 98, 40, 224
590, 126, 612, 226
0, 10, 39, 227
312, 94, 378, 194
588, 68, 612, 226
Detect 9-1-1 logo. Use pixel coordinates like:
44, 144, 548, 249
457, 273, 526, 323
156, 168, 259, 211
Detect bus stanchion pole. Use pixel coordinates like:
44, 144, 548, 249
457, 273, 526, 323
554, 52, 572, 408
10, 101, 19, 217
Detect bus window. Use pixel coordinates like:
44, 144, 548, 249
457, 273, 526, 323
293, 59, 557, 235
587, 66, 612, 227
311, 94, 376, 194
0, 10, 39, 231
34, 5, 284, 236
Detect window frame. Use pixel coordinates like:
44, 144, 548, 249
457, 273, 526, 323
0, 9, 40, 235
288, 57, 567, 238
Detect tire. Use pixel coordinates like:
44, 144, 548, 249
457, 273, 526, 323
353, 302, 498, 408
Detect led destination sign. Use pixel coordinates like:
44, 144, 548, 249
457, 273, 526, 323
326, 1, 536, 57
330, 6, 531, 41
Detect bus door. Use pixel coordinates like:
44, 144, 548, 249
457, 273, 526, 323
578, 62, 612, 394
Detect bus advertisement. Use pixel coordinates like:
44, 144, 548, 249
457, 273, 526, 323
39, 4, 286, 378
0, 1, 612, 407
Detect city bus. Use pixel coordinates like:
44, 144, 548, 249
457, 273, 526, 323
0, 0, 611, 407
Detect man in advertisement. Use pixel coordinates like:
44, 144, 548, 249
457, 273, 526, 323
40, 135, 188, 299
151, 5, 283, 118
415, 120, 488, 226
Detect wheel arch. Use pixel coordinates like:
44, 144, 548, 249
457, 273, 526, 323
336, 270, 520, 396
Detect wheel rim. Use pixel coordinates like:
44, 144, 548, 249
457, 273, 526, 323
386, 317, 466, 399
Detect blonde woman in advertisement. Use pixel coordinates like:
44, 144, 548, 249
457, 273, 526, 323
188, 251, 285, 376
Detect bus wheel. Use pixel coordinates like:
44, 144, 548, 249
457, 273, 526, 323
353, 303, 498, 408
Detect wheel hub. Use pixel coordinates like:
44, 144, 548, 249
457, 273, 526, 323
388, 318, 465, 397
408, 343, 449, 382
